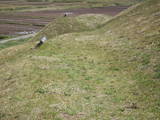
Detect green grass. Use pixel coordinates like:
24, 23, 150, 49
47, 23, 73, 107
0, 38, 30, 50
0, 35, 9, 40
0, 0, 159, 119
33, 14, 112, 41
0, 4, 86, 12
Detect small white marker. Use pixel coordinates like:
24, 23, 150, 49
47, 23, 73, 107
40, 36, 47, 43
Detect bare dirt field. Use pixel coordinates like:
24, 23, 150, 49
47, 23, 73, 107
0, 1, 128, 36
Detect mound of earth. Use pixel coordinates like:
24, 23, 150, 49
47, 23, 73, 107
33, 14, 111, 41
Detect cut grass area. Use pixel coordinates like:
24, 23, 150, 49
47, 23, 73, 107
0, 0, 159, 119
0, 38, 30, 50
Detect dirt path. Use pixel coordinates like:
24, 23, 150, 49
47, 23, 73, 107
0, 34, 35, 44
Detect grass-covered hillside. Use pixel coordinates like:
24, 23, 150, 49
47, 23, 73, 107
0, 0, 160, 120
33, 14, 112, 41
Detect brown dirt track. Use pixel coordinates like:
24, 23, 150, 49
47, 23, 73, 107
0, 5, 128, 36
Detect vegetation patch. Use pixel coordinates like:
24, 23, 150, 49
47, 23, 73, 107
0, 35, 9, 40
0, 0, 159, 119
0, 38, 30, 50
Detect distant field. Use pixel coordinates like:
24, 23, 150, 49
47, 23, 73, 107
0, 0, 137, 12
0, 0, 129, 37
0, 0, 143, 4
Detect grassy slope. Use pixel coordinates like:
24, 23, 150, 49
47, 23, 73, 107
0, 0, 160, 120
33, 14, 111, 41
